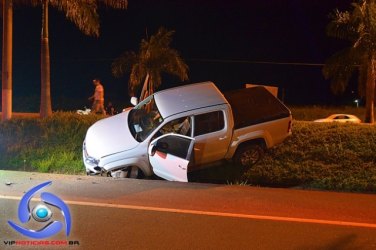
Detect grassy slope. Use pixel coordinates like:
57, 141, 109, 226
0, 108, 375, 192
0, 112, 102, 174
245, 121, 376, 192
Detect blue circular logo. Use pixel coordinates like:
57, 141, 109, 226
32, 204, 52, 222
8, 181, 71, 239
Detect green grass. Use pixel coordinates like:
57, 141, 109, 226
244, 121, 376, 192
0, 108, 375, 193
0, 112, 103, 174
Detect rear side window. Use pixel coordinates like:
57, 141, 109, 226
334, 115, 348, 120
194, 111, 224, 136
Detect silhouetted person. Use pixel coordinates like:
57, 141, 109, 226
89, 78, 106, 115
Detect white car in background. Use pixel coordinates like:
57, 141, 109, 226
314, 114, 361, 123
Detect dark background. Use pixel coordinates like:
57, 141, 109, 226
3, 0, 357, 112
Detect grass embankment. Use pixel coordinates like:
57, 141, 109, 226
247, 106, 376, 192
0, 108, 375, 192
0, 112, 102, 174
246, 121, 376, 192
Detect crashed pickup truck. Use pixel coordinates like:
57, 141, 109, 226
83, 81, 292, 182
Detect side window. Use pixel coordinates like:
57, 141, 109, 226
194, 111, 224, 136
157, 117, 191, 136
152, 116, 192, 140
156, 135, 192, 159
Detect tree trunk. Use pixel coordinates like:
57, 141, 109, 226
40, 0, 52, 118
145, 77, 154, 112
148, 78, 154, 97
2, 0, 13, 121
365, 60, 375, 124
139, 73, 150, 102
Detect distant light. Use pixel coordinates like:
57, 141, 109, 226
354, 99, 360, 108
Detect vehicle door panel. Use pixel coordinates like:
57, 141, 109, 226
192, 110, 231, 166
148, 133, 194, 182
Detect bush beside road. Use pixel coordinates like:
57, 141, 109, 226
0, 109, 375, 192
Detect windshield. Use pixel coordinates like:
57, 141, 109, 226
128, 95, 164, 142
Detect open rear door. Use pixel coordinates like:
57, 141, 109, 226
148, 133, 194, 182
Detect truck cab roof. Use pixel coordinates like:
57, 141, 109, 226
154, 81, 228, 119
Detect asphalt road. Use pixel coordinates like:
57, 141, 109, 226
0, 170, 375, 249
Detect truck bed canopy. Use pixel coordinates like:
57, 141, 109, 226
224, 86, 291, 129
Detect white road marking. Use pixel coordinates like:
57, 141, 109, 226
1, 195, 376, 229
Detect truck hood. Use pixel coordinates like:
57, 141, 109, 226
84, 111, 139, 158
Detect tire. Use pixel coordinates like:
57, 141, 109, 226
234, 143, 264, 169
109, 166, 145, 179
128, 166, 145, 179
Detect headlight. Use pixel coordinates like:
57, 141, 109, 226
85, 156, 99, 166
83, 141, 99, 166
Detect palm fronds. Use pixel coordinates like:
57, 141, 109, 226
112, 27, 189, 99
324, 0, 376, 123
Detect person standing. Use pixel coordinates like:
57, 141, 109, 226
89, 78, 106, 115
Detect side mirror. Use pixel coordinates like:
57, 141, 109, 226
130, 97, 138, 106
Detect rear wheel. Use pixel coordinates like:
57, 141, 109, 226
234, 144, 264, 170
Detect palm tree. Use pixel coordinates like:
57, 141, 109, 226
38, 0, 97, 118
323, 0, 376, 123
1, 1, 127, 119
112, 27, 189, 103
37, 0, 128, 118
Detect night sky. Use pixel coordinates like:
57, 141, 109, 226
6, 0, 355, 112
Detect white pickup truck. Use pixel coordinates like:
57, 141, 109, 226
83, 82, 292, 182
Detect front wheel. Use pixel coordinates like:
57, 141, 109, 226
108, 166, 145, 179
234, 144, 264, 170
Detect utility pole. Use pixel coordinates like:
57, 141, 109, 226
2, 0, 13, 121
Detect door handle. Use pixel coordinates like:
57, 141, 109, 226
219, 136, 227, 141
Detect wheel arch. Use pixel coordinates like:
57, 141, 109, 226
102, 157, 153, 177
232, 138, 266, 168
234, 138, 267, 156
